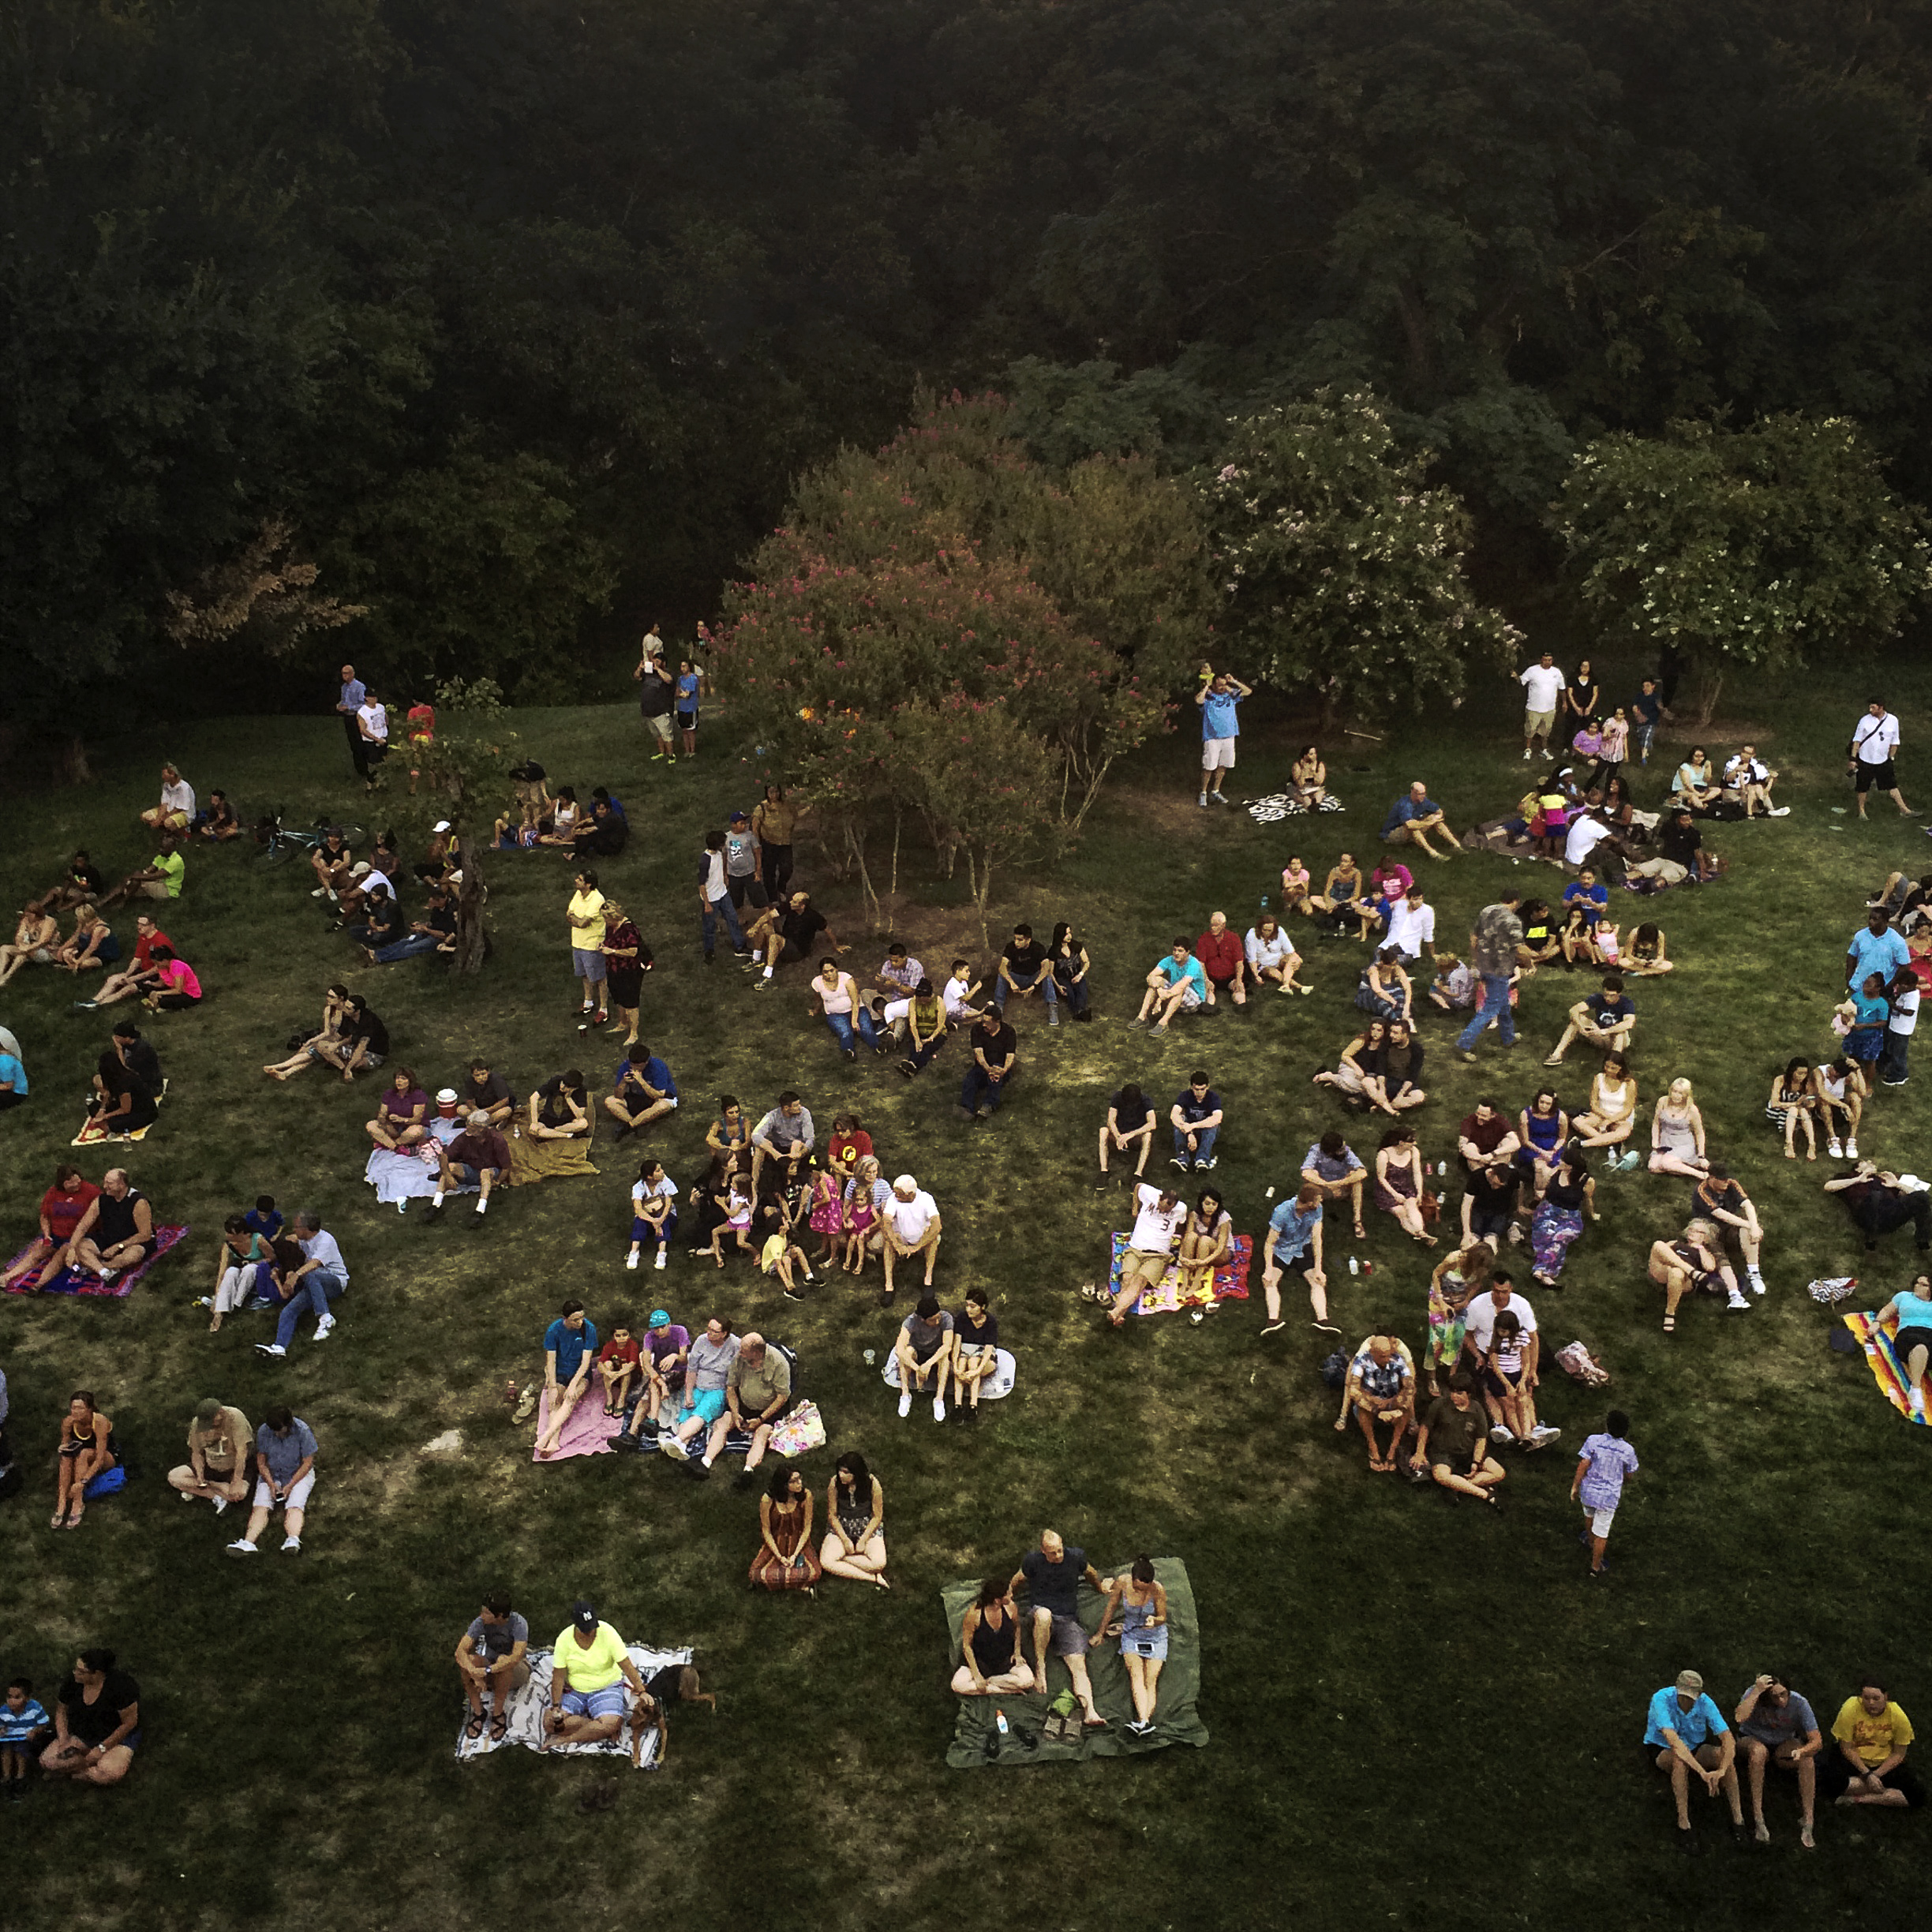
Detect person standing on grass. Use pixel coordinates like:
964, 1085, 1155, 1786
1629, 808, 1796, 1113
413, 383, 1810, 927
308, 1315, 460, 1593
1847, 905, 1911, 995
697, 830, 748, 963
1646, 1668, 1747, 1853
1196, 668, 1252, 807
1409, 1373, 1503, 1505
1882, 962, 1919, 1088
335, 663, 369, 778
635, 646, 679, 763
1569, 1410, 1638, 1578
567, 871, 608, 1028
1012, 1531, 1110, 1725
1849, 698, 1911, 819
751, 784, 803, 898
1822, 1678, 1924, 1810
1457, 889, 1522, 1061
457, 1594, 530, 1745
356, 686, 389, 791
1260, 1183, 1332, 1336
1518, 651, 1566, 761
1734, 1675, 1823, 1848
1630, 677, 1664, 767
543, 1601, 652, 1750
534, 1301, 599, 1458
227, 1406, 317, 1556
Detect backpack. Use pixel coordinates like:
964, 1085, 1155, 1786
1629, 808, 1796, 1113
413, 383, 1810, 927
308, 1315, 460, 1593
1319, 1349, 1350, 1388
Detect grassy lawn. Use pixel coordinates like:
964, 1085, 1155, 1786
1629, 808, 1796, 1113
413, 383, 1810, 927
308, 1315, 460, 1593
3, 650, 1930, 1931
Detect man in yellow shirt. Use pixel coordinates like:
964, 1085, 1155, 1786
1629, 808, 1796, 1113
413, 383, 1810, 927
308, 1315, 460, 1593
541, 1601, 651, 1751
567, 870, 608, 1027
1823, 1676, 1923, 1810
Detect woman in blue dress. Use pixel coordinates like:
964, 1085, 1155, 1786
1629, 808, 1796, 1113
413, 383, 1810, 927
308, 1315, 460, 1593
1101, 1556, 1170, 1738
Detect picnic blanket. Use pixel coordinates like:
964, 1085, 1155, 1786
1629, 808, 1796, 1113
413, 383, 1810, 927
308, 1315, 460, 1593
1843, 1310, 1927, 1425
942, 1558, 1208, 1769
2, 1224, 188, 1297
364, 1143, 475, 1206
1246, 792, 1345, 823
455, 1643, 691, 1765
882, 1348, 1017, 1399
1106, 1232, 1252, 1315
71, 1117, 153, 1148
532, 1389, 624, 1461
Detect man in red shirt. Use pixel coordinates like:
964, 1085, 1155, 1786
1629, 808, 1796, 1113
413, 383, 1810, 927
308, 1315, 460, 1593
1194, 911, 1248, 1009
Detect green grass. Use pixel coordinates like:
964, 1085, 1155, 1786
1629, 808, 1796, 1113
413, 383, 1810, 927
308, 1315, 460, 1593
4, 653, 1932, 1931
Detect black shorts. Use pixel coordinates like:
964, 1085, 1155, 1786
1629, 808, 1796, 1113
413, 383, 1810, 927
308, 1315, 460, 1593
1893, 1326, 1932, 1359
1818, 1753, 1926, 1807
1857, 758, 1897, 793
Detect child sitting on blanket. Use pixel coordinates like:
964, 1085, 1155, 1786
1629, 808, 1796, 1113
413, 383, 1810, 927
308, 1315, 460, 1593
627, 1664, 716, 1769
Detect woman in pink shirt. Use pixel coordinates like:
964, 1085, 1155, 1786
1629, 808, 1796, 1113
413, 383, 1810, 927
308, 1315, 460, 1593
142, 946, 202, 1011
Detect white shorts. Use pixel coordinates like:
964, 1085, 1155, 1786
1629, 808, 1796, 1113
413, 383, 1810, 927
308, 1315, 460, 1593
1586, 1502, 1616, 1537
255, 1471, 316, 1512
1202, 737, 1237, 771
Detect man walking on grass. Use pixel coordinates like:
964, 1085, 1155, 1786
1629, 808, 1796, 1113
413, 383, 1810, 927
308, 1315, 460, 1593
1458, 889, 1522, 1062
1850, 697, 1910, 820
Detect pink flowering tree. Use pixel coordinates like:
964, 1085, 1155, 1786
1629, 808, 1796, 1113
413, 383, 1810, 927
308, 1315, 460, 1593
1201, 390, 1519, 723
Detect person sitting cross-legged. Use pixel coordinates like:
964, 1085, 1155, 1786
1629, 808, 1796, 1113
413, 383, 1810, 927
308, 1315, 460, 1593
605, 1042, 679, 1140
1646, 1668, 1747, 1852
951, 1574, 1035, 1698
457, 1593, 530, 1747
1335, 1333, 1416, 1472
1134, 938, 1208, 1032
1409, 1373, 1504, 1505
894, 1294, 955, 1421
1820, 1676, 1925, 1812
819, 1451, 890, 1589
167, 1398, 253, 1515
542, 1602, 651, 1751
1734, 1674, 1823, 1848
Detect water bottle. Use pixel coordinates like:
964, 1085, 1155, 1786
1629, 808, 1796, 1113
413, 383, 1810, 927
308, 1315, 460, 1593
1348, 1256, 1359, 1277
995, 1708, 1010, 1738
1260, 893, 1269, 910
863, 1348, 876, 1366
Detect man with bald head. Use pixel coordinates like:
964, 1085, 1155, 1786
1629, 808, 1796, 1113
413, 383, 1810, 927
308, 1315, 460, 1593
1194, 911, 1248, 1009
66, 1169, 154, 1281
1010, 1530, 1109, 1726
697, 1331, 791, 1488
879, 1174, 942, 1302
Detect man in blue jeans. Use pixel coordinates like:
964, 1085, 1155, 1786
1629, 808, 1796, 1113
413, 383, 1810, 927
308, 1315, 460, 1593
1170, 1073, 1223, 1171
994, 923, 1058, 1026
1458, 890, 1522, 1061
255, 1212, 347, 1358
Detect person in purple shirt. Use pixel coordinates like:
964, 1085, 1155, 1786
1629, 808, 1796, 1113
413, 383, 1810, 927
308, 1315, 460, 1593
1569, 1410, 1638, 1578
335, 663, 369, 779
614, 1309, 692, 1445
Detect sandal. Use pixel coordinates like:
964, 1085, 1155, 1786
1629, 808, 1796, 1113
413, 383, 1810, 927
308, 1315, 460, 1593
465, 1711, 488, 1742
1662, 1314, 1676, 1333
488, 1711, 510, 1744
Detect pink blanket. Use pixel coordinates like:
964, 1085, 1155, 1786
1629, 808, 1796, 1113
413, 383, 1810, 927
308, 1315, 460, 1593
3, 1224, 189, 1297
532, 1388, 624, 1462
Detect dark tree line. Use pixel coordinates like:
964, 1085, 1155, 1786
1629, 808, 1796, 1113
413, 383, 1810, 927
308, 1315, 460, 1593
9, 0, 1932, 754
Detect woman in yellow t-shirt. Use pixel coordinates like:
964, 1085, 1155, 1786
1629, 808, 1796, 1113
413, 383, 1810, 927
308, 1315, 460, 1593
567, 870, 608, 1028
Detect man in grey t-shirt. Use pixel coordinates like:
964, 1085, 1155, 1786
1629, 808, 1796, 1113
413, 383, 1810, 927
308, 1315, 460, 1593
457, 1593, 531, 1741
751, 1093, 814, 1189
893, 1294, 955, 1421
1735, 1674, 1824, 1846
660, 1317, 739, 1462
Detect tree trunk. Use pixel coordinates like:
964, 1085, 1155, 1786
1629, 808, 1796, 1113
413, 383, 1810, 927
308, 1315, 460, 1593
845, 822, 881, 930
61, 734, 93, 784
967, 847, 995, 948
889, 807, 901, 904
451, 835, 489, 975
1693, 670, 1724, 728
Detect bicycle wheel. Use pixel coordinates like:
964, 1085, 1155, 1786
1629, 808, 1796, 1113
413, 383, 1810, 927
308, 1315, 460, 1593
255, 837, 297, 869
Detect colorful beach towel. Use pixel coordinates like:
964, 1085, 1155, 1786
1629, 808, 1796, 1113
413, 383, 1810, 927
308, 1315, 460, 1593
1106, 1232, 1252, 1315
2, 1224, 188, 1297
531, 1387, 624, 1462
70, 1118, 152, 1148
1844, 1310, 1926, 1425
455, 1643, 691, 1765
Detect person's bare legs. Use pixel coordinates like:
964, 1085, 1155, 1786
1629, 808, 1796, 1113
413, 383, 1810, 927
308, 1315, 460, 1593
1030, 1608, 1053, 1693
536, 1381, 585, 1456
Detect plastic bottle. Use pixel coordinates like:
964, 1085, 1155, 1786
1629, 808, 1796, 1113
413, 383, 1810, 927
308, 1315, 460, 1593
1348, 1256, 1359, 1277
995, 1708, 1010, 1738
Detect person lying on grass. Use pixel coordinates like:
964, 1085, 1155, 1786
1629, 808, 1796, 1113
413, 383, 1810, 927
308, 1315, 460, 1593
1870, 1272, 1932, 1421
535, 1301, 598, 1458
542, 1602, 650, 1752
1822, 1161, 1932, 1254
1409, 1374, 1503, 1505
627, 1664, 714, 1769
1335, 1334, 1416, 1472
457, 1593, 530, 1746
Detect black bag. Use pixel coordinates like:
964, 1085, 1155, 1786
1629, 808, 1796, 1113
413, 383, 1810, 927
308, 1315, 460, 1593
1320, 1349, 1350, 1388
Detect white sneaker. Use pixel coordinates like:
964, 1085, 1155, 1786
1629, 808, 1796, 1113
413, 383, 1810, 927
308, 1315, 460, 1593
657, 1434, 690, 1462
226, 1540, 259, 1556
314, 1315, 335, 1339
1727, 1289, 1750, 1311
1748, 1271, 1766, 1297
1530, 1424, 1561, 1444
212, 1496, 230, 1516
1488, 1424, 1512, 1443
897, 1390, 912, 1419
1912, 1391, 1926, 1418
626, 1252, 640, 1271
281, 1535, 301, 1554
310, 886, 328, 898
1845, 1139, 1859, 1158
1522, 747, 1533, 761
1769, 806, 1791, 817
254, 1343, 286, 1359
932, 1395, 946, 1422
474, 1196, 488, 1215
1828, 1138, 1844, 1159
654, 1250, 667, 1271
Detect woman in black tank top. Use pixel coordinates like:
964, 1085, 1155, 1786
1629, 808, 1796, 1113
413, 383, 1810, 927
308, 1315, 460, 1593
951, 1574, 1034, 1698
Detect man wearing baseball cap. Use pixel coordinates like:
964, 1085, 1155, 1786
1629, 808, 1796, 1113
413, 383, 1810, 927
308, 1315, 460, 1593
1645, 1667, 1746, 1852
541, 1601, 651, 1751
879, 1174, 942, 1305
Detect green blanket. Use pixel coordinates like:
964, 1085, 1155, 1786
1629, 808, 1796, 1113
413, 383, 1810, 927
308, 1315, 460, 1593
941, 1557, 1208, 1768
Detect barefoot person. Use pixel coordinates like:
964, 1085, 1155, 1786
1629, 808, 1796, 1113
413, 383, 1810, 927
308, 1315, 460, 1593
1010, 1530, 1110, 1727
541, 1602, 651, 1751
1821, 1676, 1925, 1811
950, 1575, 1035, 1698
37, 1652, 140, 1788
534, 1301, 599, 1458
818, 1451, 889, 1589
456, 1594, 530, 1746
1646, 1669, 1747, 1851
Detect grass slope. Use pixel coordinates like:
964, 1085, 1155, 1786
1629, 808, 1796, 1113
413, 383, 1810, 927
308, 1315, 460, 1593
2, 654, 1930, 1932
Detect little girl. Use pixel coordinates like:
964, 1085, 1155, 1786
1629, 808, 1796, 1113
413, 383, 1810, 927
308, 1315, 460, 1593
841, 1185, 878, 1275
1594, 919, 1620, 968
807, 1166, 844, 1267
760, 1228, 814, 1297
1279, 856, 1312, 915
1428, 954, 1478, 1013
707, 1175, 754, 1267
1559, 902, 1602, 967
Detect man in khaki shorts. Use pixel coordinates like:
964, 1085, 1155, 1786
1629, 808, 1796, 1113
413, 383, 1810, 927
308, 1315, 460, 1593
167, 1397, 253, 1513
1518, 652, 1565, 761
1108, 1181, 1185, 1324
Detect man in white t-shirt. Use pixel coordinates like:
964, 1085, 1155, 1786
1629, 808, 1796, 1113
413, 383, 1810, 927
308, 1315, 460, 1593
1849, 698, 1909, 821
1458, 1275, 1559, 1445
1109, 1182, 1187, 1323
1385, 886, 1437, 964
880, 1174, 942, 1301
357, 690, 390, 790
1564, 811, 1612, 871
1519, 653, 1566, 760
140, 764, 196, 833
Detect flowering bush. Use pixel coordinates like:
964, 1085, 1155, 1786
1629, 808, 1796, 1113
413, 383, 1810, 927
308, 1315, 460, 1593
1554, 414, 1932, 721
1200, 390, 1519, 720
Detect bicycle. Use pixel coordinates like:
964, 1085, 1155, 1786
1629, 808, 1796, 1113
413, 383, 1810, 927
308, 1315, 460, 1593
251, 810, 365, 869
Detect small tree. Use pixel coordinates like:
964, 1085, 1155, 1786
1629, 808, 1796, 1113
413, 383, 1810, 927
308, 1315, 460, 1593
407, 677, 520, 975
1200, 390, 1520, 723
1553, 414, 1932, 723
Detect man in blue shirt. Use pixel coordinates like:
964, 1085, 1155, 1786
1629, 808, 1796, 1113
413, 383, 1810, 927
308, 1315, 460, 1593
1260, 1185, 1332, 1337
605, 1043, 679, 1137
1380, 781, 1458, 861
1847, 908, 1911, 994
1561, 870, 1609, 919
1169, 1073, 1223, 1171
335, 663, 369, 779
1646, 1668, 1745, 1852
1545, 975, 1636, 1067
1195, 669, 1252, 808
1134, 939, 1209, 1032
537, 1301, 600, 1458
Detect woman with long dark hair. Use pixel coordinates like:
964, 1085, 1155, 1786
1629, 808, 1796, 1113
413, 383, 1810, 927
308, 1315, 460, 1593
819, 1451, 888, 1589
749, 1464, 820, 1593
